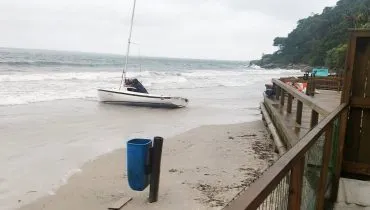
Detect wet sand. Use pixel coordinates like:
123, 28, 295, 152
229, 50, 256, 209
1, 93, 263, 210
19, 121, 278, 210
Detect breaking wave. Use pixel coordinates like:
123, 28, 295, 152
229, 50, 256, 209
0, 61, 123, 67
0, 69, 302, 105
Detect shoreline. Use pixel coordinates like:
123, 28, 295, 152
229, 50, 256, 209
18, 121, 278, 210
1, 91, 263, 210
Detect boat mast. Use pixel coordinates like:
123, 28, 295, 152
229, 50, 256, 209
120, 0, 137, 90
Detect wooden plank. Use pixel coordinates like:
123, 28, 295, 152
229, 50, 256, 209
345, 108, 363, 161
296, 100, 303, 125
108, 197, 132, 210
351, 29, 370, 38
359, 109, 370, 163
345, 36, 369, 163
287, 94, 293, 113
351, 38, 368, 97
350, 97, 370, 108
280, 89, 285, 106
260, 102, 287, 154
288, 157, 305, 210
316, 123, 333, 210
358, 39, 370, 164
273, 79, 330, 116
331, 106, 349, 202
342, 161, 370, 176
264, 98, 297, 148
341, 32, 358, 103
224, 103, 347, 210
311, 110, 319, 129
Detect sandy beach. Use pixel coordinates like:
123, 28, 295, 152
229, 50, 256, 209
0, 50, 298, 210
18, 120, 277, 210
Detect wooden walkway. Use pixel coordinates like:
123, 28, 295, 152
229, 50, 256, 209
264, 89, 341, 148
225, 30, 370, 210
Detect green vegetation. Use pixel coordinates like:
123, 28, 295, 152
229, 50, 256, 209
254, 0, 370, 72
325, 43, 348, 72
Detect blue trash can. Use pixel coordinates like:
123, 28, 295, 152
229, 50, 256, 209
127, 138, 152, 191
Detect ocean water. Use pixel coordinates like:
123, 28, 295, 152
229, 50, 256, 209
0, 48, 301, 105
0, 48, 303, 209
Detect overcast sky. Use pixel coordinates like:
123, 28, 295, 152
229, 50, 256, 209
0, 0, 338, 60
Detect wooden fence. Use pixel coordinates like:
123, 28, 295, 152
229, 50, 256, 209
223, 80, 348, 210
280, 75, 344, 93
340, 30, 370, 177
273, 78, 330, 119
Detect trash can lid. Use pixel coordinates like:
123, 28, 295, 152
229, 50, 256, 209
127, 139, 152, 146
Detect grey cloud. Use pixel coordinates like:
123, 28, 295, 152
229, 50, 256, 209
0, 0, 338, 60
225, 0, 338, 20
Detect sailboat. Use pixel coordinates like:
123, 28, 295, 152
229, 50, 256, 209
97, 0, 189, 108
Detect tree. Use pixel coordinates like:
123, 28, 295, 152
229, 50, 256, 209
325, 44, 348, 72
259, 0, 370, 71
273, 37, 287, 50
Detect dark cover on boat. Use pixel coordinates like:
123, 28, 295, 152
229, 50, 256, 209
126, 78, 149, 94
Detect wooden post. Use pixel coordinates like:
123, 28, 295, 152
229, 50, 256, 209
276, 86, 281, 100
311, 110, 319, 128
280, 89, 285, 106
296, 100, 303, 124
149, 137, 163, 203
331, 109, 349, 202
288, 157, 305, 210
316, 123, 333, 210
337, 80, 341, 92
311, 77, 316, 97
306, 80, 311, 96
287, 94, 293, 113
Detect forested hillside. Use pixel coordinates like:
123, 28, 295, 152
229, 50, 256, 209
254, 0, 370, 72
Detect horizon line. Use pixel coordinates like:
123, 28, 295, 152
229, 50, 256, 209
0, 46, 251, 63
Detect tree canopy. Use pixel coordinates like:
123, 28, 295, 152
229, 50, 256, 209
258, 0, 370, 72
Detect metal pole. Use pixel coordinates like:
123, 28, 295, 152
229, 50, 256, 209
149, 136, 163, 203
120, 0, 137, 90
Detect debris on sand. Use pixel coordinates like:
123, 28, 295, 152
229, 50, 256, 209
251, 140, 276, 165
237, 134, 257, 138
193, 168, 264, 208
169, 169, 178, 173
194, 183, 227, 207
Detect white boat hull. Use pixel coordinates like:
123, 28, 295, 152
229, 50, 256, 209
97, 88, 189, 108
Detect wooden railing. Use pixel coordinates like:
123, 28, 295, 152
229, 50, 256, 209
273, 78, 330, 119
224, 78, 348, 209
311, 76, 343, 91
280, 75, 344, 92
223, 103, 347, 210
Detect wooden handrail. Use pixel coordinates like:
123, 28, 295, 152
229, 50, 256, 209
280, 76, 344, 92
272, 79, 330, 116
223, 103, 348, 210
